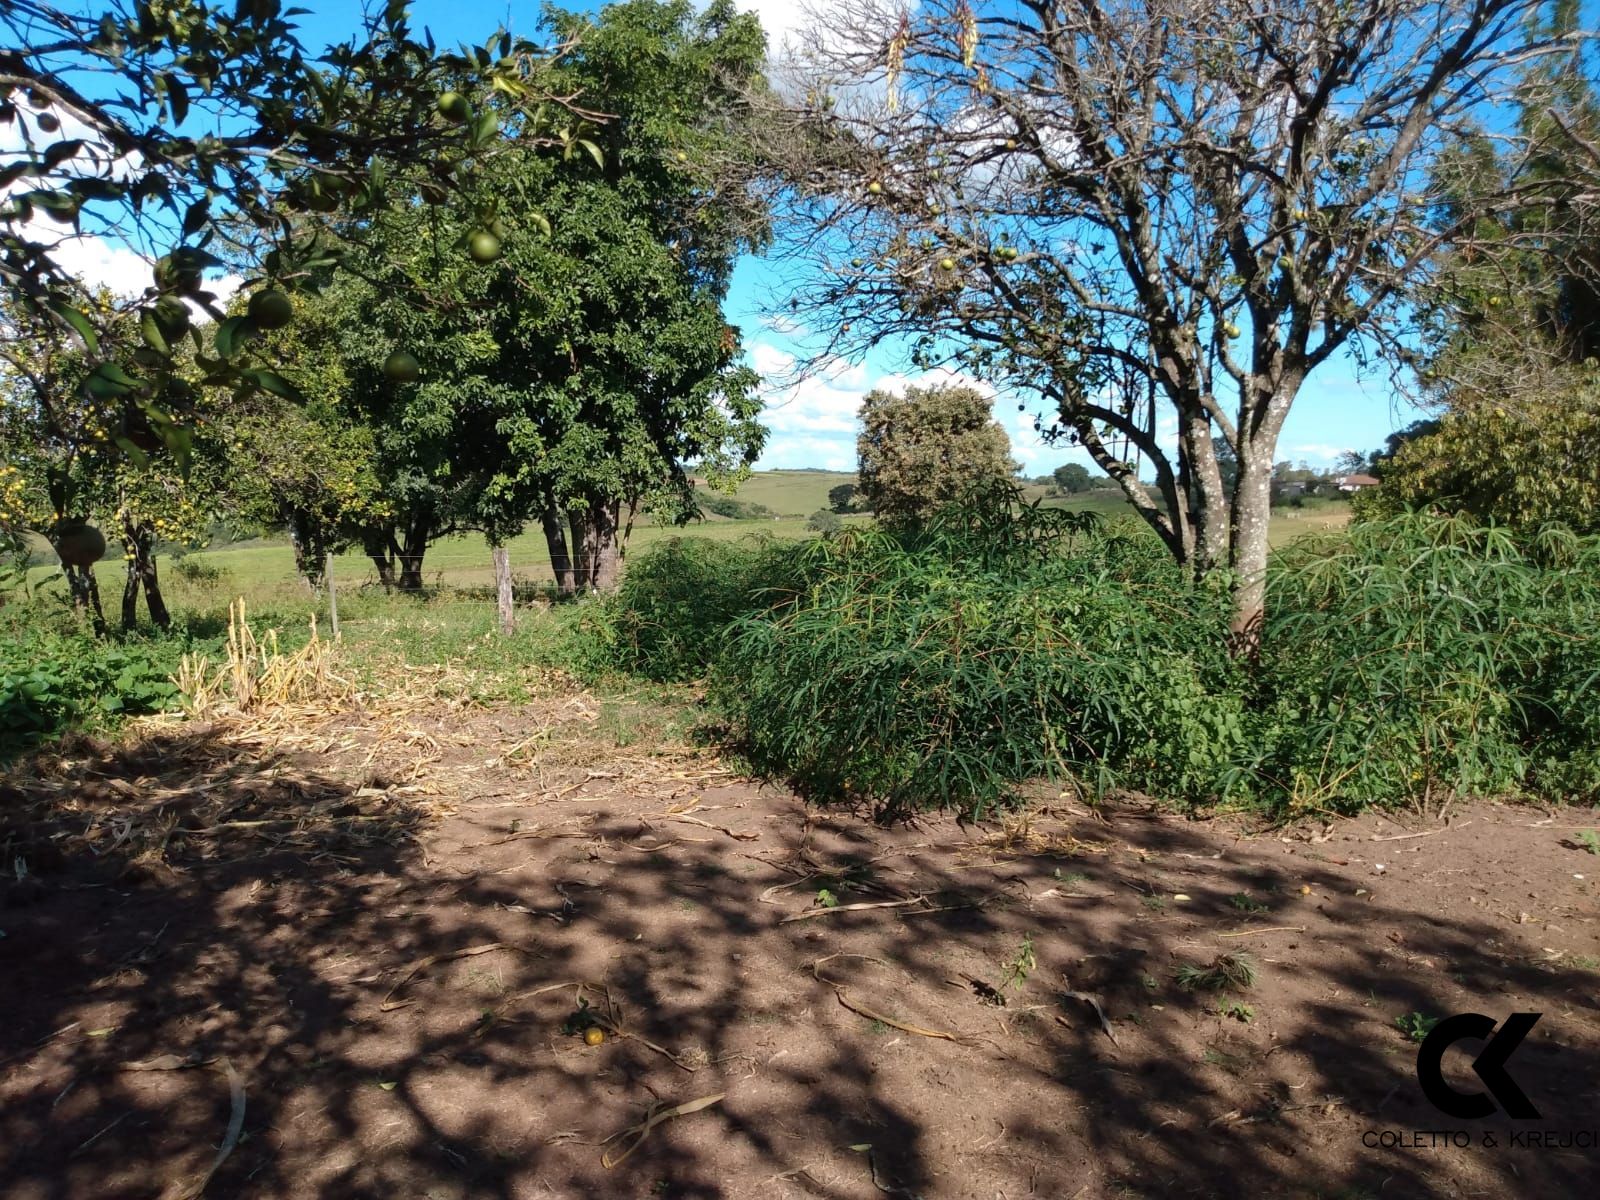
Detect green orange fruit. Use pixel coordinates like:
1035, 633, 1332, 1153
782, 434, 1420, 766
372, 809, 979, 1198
468, 231, 503, 264
382, 350, 421, 382
248, 289, 293, 330
436, 91, 470, 122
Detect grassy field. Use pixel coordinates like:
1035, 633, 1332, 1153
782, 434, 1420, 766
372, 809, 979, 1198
701, 468, 857, 516
22, 470, 1350, 610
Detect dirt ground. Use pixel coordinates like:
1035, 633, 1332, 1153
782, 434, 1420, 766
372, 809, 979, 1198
2, 684, 1596, 1200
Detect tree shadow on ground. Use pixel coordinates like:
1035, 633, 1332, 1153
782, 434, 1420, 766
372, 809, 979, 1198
2, 726, 1596, 1199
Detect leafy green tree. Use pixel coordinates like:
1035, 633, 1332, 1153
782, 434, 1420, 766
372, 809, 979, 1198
1, 1, 587, 461
0, 284, 121, 625
1052, 463, 1093, 494
0, 285, 234, 629
827, 482, 858, 513
1356, 387, 1600, 533
318, 0, 768, 597
1359, 1, 1600, 534
856, 383, 1017, 526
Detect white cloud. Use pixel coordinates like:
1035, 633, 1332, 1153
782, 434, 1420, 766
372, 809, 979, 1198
738, 0, 906, 63
2, 102, 249, 309
749, 340, 798, 378
736, 0, 812, 60
46, 232, 150, 297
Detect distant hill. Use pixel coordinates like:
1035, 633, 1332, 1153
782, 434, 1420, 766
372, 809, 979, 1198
691, 469, 858, 517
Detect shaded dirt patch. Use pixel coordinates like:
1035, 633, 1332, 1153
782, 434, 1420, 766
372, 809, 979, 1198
2, 697, 1597, 1199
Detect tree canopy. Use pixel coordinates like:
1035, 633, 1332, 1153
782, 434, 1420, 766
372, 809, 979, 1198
1359, 0, 1600, 535
1052, 463, 1094, 494
236, 0, 769, 595
856, 381, 1015, 525
1, 0, 592, 463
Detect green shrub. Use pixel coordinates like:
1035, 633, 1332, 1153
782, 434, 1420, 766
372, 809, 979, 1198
697, 504, 1600, 818
1252, 514, 1600, 809
0, 621, 189, 756
171, 555, 229, 585
709, 508, 1245, 817
698, 495, 776, 521
807, 508, 843, 534
586, 536, 806, 682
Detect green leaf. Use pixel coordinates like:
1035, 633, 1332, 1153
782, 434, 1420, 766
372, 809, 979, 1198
84, 362, 141, 399
166, 75, 189, 124
238, 368, 304, 402
182, 197, 211, 237
112, 437, 151, 466
48, 300, 99, 353
578, 138, 604, 171
43, 139, 86, 169
472, 109, 498, 146
214, 315, 255, 359
138, 309, 169, 354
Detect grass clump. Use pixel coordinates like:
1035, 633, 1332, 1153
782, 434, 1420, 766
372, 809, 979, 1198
1253, 513, 1600, 810
588, 504, 1600, 820
581, 535, 804, 683
1176, 953, 1259, 993
709, 493, 1246, 818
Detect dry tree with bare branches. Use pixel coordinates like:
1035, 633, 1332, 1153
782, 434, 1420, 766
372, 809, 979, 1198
749, 0, 1592, 645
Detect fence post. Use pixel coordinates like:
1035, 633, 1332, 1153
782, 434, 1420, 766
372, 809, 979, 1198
325, 551, 340, 640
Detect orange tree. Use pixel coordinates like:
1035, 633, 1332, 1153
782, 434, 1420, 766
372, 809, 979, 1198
2, 0, 595, 467
0, 285, 217, 628
301, 0, 769, 597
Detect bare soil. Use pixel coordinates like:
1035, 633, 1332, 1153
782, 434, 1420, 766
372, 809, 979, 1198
2, 689, 1596, 1200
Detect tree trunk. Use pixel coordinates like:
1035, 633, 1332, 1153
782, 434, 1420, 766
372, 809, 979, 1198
541, 503, 575, 597
590, 499, 623, 593
492, 544, 515, 635
120, 550, 140, 631
567, 505, 592, 591
325, 552, 341, 639
119, 519, 169, 631
139, 552, 169, 630
65, 563, 106, 635
566, 499, 624, 592
1180, 409, 1231, 574
364, 529, 398, 591
396, 516, 431, 592
1227, 448, 1275, 657
116, 524, 168, 640
286, 510, 324, 587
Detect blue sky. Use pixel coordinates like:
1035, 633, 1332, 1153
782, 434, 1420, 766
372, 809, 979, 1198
55, 1, 1420, 476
